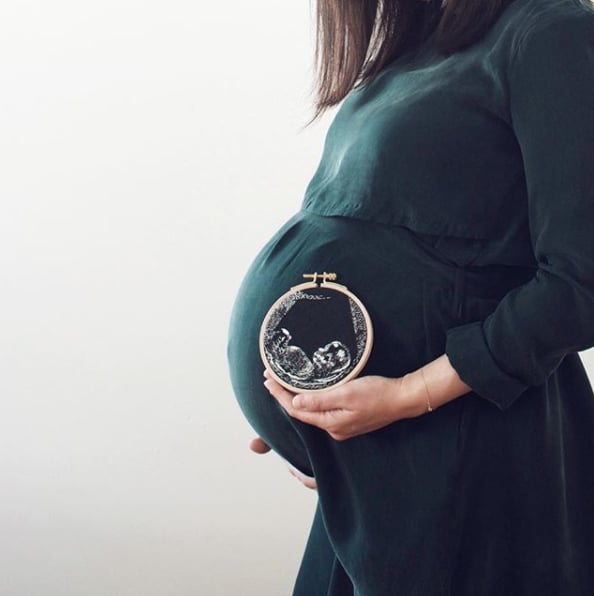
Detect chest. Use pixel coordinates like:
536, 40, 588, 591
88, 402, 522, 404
303, 48, 528, 240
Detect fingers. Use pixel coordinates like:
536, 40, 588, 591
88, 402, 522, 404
249, 437, 271, 454
263, 369, 350, 412
292, 387, 348, 412
265, 379, 353, 437
287, 465, 317, 490
263, 377, 296, 412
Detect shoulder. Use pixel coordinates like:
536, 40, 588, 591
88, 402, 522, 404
506, 0, 594, 27
482, 0, 594, 76
506, 0, 594, 60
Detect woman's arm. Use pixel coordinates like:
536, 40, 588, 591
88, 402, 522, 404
443, 8, 594, 410
263, 354, 473, 441
402, 353, 473, 415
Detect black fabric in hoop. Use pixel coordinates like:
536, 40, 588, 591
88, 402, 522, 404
259, 279, 373, 392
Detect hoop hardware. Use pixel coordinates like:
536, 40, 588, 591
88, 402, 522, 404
302, 272, 337, 285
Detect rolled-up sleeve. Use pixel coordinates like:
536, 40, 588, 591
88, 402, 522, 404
445, 10, 594, 410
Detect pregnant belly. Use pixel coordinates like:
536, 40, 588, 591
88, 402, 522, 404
227, 210, 460, 469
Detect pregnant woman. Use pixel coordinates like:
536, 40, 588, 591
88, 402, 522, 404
227, 0, 594, 593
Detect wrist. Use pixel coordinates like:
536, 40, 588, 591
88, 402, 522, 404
399, 371, 431, 418
408, 354, 473, 414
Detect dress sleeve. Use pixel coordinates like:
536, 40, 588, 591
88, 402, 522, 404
444, 10, 594, 410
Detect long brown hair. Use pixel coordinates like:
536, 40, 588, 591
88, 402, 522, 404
309, 0, 515, 123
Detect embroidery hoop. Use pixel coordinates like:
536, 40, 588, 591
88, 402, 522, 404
259, 272, 374, 393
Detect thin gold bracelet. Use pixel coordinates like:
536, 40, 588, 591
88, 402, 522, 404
420, 367, 434, 413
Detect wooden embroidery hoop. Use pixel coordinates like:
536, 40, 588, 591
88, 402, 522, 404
259, 272, 374, 393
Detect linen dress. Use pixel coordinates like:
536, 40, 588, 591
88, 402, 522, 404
227, 0, 594, 593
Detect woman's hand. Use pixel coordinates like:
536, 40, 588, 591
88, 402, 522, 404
263, 369, 427, 441
287, 464, 317, 490
248, 436, 317, 490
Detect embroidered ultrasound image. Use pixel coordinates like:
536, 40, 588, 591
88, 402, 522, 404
261, 287, 369, 391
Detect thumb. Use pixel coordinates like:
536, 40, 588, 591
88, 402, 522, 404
249, 437, 271, 454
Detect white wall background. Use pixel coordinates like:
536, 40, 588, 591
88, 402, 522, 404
0, 2, 592, 596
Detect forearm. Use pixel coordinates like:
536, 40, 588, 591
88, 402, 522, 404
401, 354, 473, 417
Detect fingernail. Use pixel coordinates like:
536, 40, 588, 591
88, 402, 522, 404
292, 396, 303, 408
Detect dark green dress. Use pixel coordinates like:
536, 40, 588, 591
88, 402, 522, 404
227, 0, 594, 593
